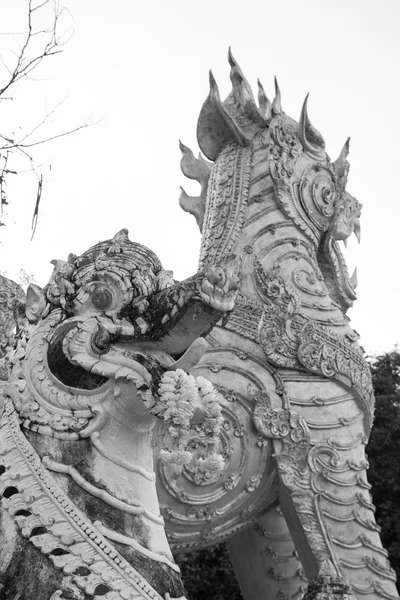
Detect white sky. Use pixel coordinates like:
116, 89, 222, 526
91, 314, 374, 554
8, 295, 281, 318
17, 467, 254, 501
0, 0, 399, 355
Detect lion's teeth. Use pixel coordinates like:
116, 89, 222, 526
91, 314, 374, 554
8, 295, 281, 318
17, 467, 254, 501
343, 238, 348, 248
350, 267, 358, 289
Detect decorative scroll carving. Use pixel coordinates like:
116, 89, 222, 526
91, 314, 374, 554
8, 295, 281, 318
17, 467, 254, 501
295, 319, 374, 421
252, 386, 310, 468
268, 114, 319, 247
250, 386, 345, 579
254, 257, 374, 428
254, 257, 302, 370
199, 141, 252, 270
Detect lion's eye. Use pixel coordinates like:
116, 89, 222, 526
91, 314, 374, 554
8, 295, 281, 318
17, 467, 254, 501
91, 287, 113, 310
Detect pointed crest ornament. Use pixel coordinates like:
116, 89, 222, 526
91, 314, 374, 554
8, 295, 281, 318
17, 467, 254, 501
298, 93, 326, 160
257, 78, 272, 121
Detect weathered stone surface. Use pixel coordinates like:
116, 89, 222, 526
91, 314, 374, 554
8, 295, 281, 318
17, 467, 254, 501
0, 232, 239, 599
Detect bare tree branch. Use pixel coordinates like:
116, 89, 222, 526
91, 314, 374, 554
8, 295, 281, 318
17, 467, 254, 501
31, 173, 42, 239
0, 0, 94, 236
0, 151, 10, 213
1, 120, 96, 151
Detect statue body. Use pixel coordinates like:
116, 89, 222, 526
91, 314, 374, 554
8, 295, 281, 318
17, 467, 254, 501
155, 53, 398, 600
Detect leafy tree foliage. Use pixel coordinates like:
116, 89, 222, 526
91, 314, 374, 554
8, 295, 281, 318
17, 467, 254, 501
176, 543, 243, 600
369, 350, 400, 396
176, 350, 400, 598
367, 350, 400, 587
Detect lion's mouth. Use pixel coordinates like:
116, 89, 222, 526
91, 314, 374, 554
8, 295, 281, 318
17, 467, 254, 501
47, 321, 109, 390
318, 230, 359, 313
332, 239, 358, 295
46, 318, 165, 398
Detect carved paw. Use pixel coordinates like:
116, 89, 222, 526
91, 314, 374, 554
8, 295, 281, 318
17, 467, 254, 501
198, 254, 241, 312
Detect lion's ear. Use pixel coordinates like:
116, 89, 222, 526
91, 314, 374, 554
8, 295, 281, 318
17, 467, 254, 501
26, 284, 46, 322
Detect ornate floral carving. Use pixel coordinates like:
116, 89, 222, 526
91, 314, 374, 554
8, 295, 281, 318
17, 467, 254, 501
268, 115, 319, 247
150, 369, 225, 480
251, 385, 310, 470
156, 385, 276, 551
254, 257, 303, 370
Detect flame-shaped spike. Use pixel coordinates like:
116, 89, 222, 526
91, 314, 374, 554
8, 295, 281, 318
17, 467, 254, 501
179, 139, 192, 155
179, 186, 205, 232
225, 48, 266, 129
227, 47, 244, 82
179, 140, 210, 229
271, 76, 282, 114
209, 70, 221, 100
198, 61, 254, 159
334, 137, 351, 180
298, 94, 326, 160
179, 140, 196, 175
342, 137, 351, 159
197, 68, 249, 159
179, 140, 211, 183
257, 79, 272, 121
349, 267, 358, 290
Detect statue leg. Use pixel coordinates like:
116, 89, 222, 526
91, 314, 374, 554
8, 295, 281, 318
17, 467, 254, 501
259, 378, 399, 600
228, 505, 307, 600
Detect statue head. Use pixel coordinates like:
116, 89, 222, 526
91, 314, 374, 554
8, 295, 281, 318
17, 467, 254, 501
180, 50, 361, 312
9, 228, 239, 438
